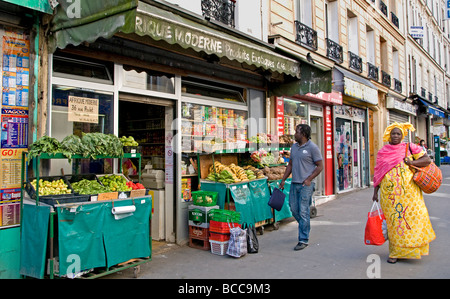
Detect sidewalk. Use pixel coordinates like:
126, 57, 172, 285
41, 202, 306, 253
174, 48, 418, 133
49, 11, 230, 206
104, 166, 450, 279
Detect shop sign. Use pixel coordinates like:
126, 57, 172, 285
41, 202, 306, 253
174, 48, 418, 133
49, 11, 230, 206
68, 96, 99, 123
305, 91, 342, 105
276, 98, 284, 136
343, 78, 378, 105
386, 97, 416, 115
135, 7, 300, 78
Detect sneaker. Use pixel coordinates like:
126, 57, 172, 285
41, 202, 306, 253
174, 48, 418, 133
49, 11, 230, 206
294, 242, 308, 251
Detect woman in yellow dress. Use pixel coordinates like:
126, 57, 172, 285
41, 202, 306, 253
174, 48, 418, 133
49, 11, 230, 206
372, 122, 436, 264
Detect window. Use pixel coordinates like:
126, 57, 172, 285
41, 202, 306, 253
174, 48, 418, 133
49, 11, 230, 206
347, 11, 358, 55
122, 66, 175, 94
181, 77, 245, 103
53, 56, 113, 84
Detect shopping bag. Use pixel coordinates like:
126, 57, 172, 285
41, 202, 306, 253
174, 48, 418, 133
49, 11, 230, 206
364, 201, 387, 246
245, 224, 259, 254
226, 225, 247, 258
268, 187, 285, 211
407, 143, 442, 194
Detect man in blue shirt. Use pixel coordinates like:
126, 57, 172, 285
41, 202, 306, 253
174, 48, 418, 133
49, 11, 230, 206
280, 124, 323, 250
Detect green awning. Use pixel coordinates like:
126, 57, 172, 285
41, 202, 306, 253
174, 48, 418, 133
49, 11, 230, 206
269, 62, 332, 97
3, 0, 53, 14
49, 1, 300, 78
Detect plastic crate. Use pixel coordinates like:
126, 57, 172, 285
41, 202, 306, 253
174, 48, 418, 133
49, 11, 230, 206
209, 240, 229, 256
209, 231, 230, 242
38, 194, 90, 207
209, 220, 241, 234
191, 190, 218, 206
25, 176, 74, 199
209, 209, 241, 223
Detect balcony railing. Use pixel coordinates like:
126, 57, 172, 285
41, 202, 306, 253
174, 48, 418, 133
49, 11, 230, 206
348, 51, 362, 73
391, 12, 399, 28
201, 0, 235, 28
381, 70, 391, 87
294, 21, 318, 51
367, 62, 379, 81
326, 38, 343, 64
380, 1, 388, 17
394, 78, 402, 93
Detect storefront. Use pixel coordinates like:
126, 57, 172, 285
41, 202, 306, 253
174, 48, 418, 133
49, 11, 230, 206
332, 66, 377, 193
45, 0, 300, 245
386, 95, 416, 142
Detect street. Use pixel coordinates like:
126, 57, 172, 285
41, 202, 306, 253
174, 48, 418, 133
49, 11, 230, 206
105, 165, 450, 280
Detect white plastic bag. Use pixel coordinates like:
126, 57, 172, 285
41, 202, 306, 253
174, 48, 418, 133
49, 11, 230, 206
226, 226, 247, 258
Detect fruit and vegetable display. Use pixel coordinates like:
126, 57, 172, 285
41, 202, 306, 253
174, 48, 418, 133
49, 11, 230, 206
71, 179, 111, 195
262, 166, 287, 181
126, 181, 145, 190
120, 136, 139, 147
205, 161, 266, 183
30, 178, 72, 196
250, 150, 284, 167
98, 174, 132, 192
27, 132, 139, 162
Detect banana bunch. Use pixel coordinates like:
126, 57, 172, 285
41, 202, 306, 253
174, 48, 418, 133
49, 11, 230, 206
228, 163, 249, 182
208, 162, 239, 183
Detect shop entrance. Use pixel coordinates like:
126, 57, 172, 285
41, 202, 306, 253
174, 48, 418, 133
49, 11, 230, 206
118, 94, 175, 242
310, 115, 324, 196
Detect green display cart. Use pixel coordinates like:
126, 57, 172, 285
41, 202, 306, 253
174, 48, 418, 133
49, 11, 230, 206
19, 152, 152, 279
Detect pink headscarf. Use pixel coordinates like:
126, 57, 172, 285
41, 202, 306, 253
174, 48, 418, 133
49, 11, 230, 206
373, 142, 423, 187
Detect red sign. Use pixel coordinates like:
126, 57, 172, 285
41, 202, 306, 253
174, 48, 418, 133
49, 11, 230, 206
276, 97, 284, 136
324, 106, 334, 196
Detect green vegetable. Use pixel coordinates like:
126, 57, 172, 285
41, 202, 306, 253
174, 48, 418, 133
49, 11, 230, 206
71, 179, 111, 194
28, 136, 62, 164
81, 133, 124, 159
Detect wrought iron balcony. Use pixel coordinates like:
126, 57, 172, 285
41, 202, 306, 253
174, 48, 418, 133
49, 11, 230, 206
348, 51, 362, 73
381, 70, 391, 87
326, 38, 343, 64
421, 87, 426, 98
380, 1, 387, 17
201, 0, 236, 28
394, 78, 402, 93
367, 62, 379, 81
391, 12, 399, 28
294, 21, 318, 51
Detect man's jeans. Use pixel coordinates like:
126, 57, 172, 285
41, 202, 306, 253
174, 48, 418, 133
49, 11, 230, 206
289, 182, 315, 244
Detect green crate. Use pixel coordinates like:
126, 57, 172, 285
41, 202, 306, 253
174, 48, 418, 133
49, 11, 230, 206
209, 208, 241, 223
191, 190, 218, 206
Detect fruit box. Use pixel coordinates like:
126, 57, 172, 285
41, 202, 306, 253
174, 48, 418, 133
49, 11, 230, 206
25, 176, 74, 200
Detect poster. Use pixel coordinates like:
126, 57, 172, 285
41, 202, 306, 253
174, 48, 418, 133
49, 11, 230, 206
0, 27, 30, 229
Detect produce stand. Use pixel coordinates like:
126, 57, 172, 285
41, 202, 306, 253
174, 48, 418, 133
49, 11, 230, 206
196, 145, 293, 233
19, 152, 152, 279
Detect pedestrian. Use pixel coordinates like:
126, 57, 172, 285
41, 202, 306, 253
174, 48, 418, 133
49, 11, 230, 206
419, 139, 427, 151
279, 124, 323, 250
372, 122, 436, 264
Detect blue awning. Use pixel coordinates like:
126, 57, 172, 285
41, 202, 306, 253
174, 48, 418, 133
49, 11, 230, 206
418, 98, 445, 118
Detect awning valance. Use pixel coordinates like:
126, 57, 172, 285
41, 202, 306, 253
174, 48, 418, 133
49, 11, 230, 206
49, 0, 300, 78
333, 66, 378, 105
418, 98, 445, 118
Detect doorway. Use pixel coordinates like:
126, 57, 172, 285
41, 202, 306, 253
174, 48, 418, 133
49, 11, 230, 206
310, 114, 324, 196
118, 94, 175, 242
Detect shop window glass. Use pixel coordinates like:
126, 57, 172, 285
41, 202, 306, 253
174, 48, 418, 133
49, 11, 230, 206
335, 118, 352, 191
53, 56, 113, 84
181, 102, 247, 153
181, 78, 245, 103
283, 99, 308, 136
123, 67, 175, 94
50, 85, 114, 174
